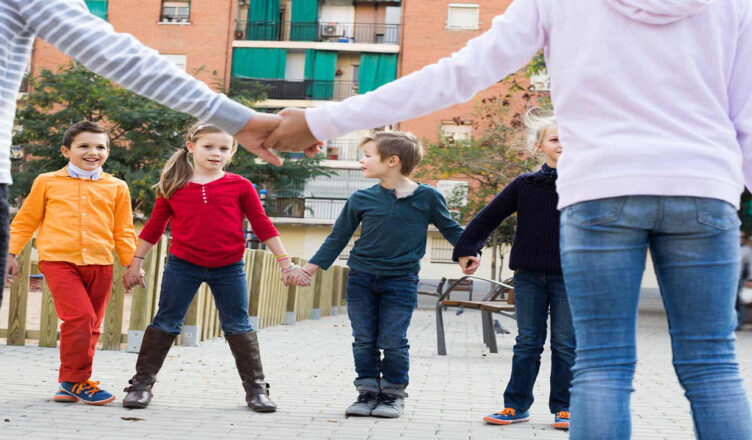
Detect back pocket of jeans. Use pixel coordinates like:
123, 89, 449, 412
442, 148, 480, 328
567, 197, 627, 226
695, 198, 739, 230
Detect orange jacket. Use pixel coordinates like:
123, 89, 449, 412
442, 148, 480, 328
9, 168, 137, 266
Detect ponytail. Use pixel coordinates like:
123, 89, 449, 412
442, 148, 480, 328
155, 147, 193, 199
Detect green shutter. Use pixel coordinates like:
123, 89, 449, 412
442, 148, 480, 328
85, 0, 108, 21
304, 50, 337, 99
231, 48, 287, 79
247, 0, 281, 40
359, 53, 397, 94
290, 0, 318, 41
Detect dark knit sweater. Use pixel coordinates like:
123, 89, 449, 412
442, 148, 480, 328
452, 164, 561, 272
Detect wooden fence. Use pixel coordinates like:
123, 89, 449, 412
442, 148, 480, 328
0, 237, 348, 352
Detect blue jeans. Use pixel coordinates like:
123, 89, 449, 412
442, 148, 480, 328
150, 254, 253, 336
504, 269, 575, 414
346, 269, 419, 396
560, 196, 752, 440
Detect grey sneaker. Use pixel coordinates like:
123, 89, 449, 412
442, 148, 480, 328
371, 393, 405, 418
345, 392, 379, 417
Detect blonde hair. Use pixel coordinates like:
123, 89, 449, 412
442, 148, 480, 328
359, 131, 424, 176
523, 107, 557, 153
155, 122, 238, 199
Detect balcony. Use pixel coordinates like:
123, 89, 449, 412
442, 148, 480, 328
235, 20, 400, 45
265, 198, 347, 220
325, 139, 362, 161
232, 77, 358, 101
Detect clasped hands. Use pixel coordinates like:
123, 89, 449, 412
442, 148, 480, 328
236, 108, 322, 166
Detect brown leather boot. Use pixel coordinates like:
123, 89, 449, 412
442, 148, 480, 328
122, 327, 177, 409
226, 331, 277, 412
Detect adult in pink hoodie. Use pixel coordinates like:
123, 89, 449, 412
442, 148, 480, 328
265, 0, 752, 439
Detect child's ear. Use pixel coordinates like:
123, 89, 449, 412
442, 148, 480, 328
389, 155, 401, 168
60, 146, 70, 158
185, 141, 193, 153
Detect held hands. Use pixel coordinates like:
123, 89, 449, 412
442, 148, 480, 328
4, 254, 18, 285
263, 108, 323, 155
458, 256, 481, 275
280, 263, 312, 287
123, 261, 146, 291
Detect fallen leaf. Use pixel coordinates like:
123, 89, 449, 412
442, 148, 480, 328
121, 417, 145, 422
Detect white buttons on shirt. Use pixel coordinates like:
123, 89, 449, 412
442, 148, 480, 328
82, 213, 86, 216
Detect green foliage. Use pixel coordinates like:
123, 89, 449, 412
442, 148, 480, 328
12, 62, 328, 214
526, 51, 547, 77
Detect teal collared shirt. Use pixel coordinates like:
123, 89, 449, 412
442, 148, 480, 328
309, 183, 464, 276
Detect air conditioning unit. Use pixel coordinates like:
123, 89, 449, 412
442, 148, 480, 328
322, 24, 339, 36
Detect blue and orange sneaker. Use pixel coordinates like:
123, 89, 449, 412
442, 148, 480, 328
59, 381, 115, 405
554, 411, 570, 430
483, 408, 530, 425
53, 388, 78, 403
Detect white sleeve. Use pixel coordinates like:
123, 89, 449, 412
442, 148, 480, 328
731, 2, 752, 191
304, 0, 547, 141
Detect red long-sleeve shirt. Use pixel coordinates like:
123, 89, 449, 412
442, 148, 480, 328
139, 173, 279, 267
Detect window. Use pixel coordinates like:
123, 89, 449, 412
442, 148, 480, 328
441, 122, 473, 142
338, 235, 360, 260
530, 70, 551, 92
447, 4, 479, 30
437, 180, 469, 208
161, 54, 187, 71
430, 237, 454, 263
161, 1, 190, 23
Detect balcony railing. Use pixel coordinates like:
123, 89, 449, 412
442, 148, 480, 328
235, 20, 400, 44
232, 77, 358, 101
325, 139, 362, 161
264, 198, 348, 220
160, 14, 190, 23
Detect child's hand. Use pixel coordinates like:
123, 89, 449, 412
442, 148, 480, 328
4, 254, 18, 285
281, 265, 312, 287
123, 264, 146, 291
458, 256, 480, 275
302, 263, 319, 278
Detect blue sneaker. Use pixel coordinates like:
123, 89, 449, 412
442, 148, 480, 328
53, 388, 78, 403
554, 411, 570, 430
483, 408, 530, 425
60, 381, 115, 405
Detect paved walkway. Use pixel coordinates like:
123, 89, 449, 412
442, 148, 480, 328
1, 303, 751, 439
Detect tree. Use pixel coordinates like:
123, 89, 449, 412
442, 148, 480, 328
12, 62, 330, 215
415, 79, 548, 280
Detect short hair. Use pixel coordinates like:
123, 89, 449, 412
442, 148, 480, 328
62, 121, 109, 149
360, 131, 423, 176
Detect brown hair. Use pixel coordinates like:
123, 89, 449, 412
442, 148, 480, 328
62, 120, 109, 148
155, 122, 237, 199
360, 131, 423, 176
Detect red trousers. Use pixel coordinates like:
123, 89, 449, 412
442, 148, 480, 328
38, 261, 113, 383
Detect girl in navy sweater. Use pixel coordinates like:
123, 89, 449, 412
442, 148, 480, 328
453, 110, 573, 430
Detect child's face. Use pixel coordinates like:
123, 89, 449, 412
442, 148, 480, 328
61, 132, 109, 171
537, 125, 562, 164
187, 132, 235, 172
359, 141, 398, 179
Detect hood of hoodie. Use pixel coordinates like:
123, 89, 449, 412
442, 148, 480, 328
605, 0, 714, 25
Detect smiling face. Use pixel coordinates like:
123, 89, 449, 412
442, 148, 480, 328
359, 141, 396, 179
186, 131, 236, 172
536, 125, 562, 165
61, 131, 110, 171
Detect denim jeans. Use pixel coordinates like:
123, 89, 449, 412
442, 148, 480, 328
346, 269, 419, 396
503, 269, 575, 414
560, 196, 752, 440
0, 184, 8, 308
150, 254, 253, 335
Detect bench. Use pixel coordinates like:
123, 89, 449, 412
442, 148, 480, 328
436, 276, 516, 355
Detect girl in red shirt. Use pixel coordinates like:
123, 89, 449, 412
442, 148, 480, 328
121, 122, 309, 412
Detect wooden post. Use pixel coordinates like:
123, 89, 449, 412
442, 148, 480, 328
331, 266, 342, 315
248, 250, 266, 330
7, 241, 32, 346
284, 257, 302, 325
101, 261, 127, 350
181, 283, 204, 346
126, 249, 158, 353
340, 266, 349, 313
38, 277, 58, 348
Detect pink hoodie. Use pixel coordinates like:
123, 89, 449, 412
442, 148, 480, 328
306, 0, 752, 209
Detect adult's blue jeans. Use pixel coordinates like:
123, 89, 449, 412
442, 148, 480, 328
560, 196, 752, 440
150, 254, 253, 336
503, 269, 575, 414
346, 269, 419, 397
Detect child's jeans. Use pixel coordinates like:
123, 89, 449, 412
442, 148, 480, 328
38, 261, 113, 383
149, 254, 253, 336
346, 269, 419, 397
503, 269, 575, 414
560, 196, 752, 440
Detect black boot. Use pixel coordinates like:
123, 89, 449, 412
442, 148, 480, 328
226, 331, 277, 412
122, 327, 177, 409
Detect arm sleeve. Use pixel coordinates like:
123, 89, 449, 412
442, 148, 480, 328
241, 182, 279, 242
308, 195, 362, 270
305, 0, 547, 140
451, 178, 521, 261
139, 197, 173, 244
12, 0, 254, 135
430, 191, 465, 246
8, 176, 47, 254
732, 3, 752, 192
113, 182, 138, 266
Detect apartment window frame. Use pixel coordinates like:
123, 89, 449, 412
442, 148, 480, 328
161, 54, 188, 71
160, 0, 191, 24
440, 121, 473, 143
447, 3, 480, 30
